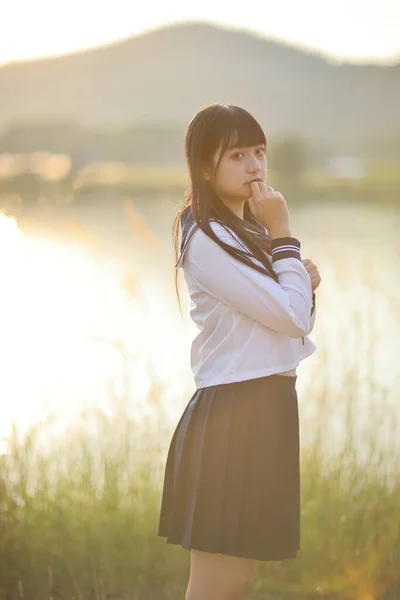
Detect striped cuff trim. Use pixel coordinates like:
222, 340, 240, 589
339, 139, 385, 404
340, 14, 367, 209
270, 237, 301, 262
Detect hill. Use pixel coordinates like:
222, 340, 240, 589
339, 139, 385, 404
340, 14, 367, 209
0, 22, 399, 155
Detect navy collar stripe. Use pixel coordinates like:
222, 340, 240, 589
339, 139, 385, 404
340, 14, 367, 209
175, 205, 269, 268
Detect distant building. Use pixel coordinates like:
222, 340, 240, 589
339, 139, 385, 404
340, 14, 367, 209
325, 156, 366, 179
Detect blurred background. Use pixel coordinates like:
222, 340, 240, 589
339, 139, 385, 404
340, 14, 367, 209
0, 1, 399, 598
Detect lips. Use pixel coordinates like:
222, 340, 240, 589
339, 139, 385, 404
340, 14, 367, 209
247, 178, 262, 184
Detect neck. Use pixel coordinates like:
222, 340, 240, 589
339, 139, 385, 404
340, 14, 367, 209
220, 197, 246, 220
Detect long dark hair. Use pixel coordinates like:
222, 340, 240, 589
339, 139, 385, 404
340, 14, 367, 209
173, 103, 279, 315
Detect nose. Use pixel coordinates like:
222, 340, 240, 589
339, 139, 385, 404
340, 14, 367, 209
247, 157, 262, 173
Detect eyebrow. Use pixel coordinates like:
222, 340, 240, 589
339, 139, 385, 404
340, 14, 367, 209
227, 143, 266, 151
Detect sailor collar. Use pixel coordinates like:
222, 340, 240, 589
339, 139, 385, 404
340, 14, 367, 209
175, 205, 269, 268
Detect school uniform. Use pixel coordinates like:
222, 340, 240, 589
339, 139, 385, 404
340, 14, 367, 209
158, 205, 317, 561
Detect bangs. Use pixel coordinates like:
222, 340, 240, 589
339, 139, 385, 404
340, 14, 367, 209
225, 110, 266, 151
211, 106, 267, 164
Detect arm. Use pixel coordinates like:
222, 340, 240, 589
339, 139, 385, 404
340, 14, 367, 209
186, 221, 313, 338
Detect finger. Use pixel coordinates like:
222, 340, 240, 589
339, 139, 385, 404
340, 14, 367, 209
250, 181, 262, 198
302, 262, 313, 274
311, 280, 321, 291
311, 275, 321, 287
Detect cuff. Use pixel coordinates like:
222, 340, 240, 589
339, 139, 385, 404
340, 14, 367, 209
270, 237, 301, 263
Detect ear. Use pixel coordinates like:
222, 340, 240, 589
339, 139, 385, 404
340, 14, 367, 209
201, 161, 212, 181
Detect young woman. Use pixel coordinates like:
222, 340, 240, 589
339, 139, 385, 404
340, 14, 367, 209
158, 104, 321, 600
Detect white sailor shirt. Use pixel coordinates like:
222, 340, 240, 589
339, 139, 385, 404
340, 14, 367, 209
176, 210, 317, 389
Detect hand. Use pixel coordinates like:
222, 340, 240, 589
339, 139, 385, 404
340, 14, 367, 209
301, 259, 321, 292
247, 182, 290, 236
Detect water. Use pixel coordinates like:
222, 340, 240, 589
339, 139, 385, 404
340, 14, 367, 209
0, 193, 399, 466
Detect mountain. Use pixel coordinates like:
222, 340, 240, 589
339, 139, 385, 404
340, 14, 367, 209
0, 22, 399, 153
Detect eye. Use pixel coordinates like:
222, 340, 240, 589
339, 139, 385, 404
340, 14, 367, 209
256, 147, 266, 156
232, 152, 243, 160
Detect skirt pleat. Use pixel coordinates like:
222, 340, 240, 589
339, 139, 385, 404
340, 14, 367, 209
157, 374, 300, 561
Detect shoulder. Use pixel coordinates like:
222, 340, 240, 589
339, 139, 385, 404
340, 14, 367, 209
190, 220, 249, 254
177, 218, 262, 269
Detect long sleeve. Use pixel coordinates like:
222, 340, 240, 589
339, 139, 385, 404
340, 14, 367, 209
186, 221, 313, 338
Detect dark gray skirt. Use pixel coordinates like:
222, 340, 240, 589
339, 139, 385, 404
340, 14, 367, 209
157, 374, 300, 561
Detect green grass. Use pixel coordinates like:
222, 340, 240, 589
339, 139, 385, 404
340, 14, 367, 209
365, 160, 400, 184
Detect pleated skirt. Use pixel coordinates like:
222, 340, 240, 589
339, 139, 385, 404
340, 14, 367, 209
157, 374, 300, 562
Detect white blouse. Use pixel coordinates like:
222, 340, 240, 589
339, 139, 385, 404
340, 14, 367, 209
177, 218, 316, 389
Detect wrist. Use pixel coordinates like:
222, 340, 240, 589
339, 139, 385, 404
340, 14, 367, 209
269, 229, 292, 239
270, 235, 301, 262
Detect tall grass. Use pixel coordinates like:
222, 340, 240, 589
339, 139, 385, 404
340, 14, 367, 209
0, 354, 399, 600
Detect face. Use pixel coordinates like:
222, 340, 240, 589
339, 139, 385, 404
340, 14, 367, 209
204, 138, 267, 202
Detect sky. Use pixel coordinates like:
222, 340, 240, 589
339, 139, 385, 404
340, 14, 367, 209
1, 0, 399, 66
